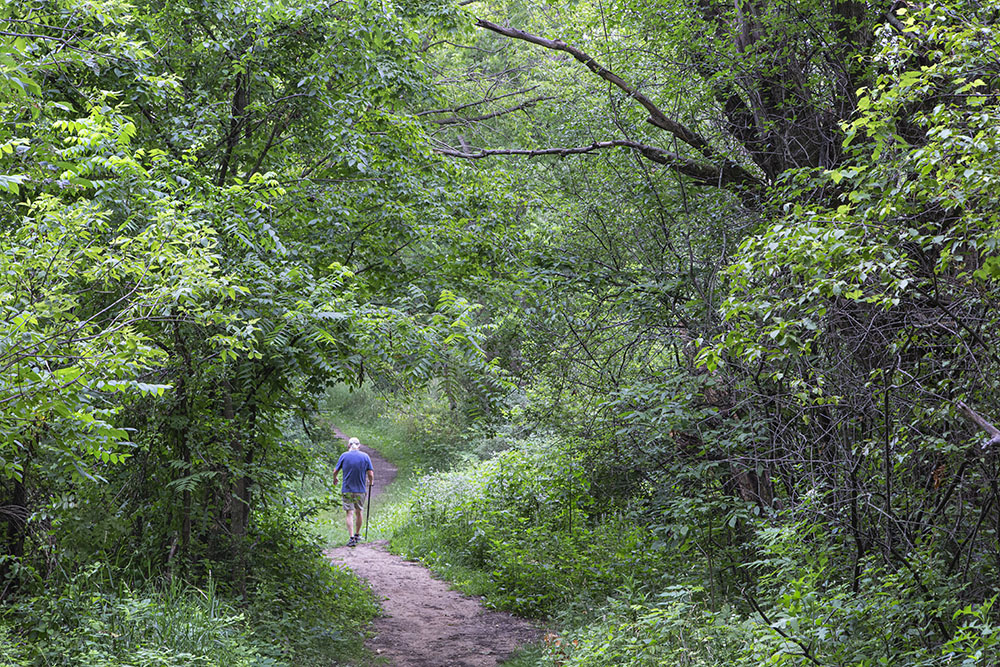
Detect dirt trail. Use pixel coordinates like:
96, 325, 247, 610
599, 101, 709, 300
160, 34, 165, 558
325, 429, 541, 666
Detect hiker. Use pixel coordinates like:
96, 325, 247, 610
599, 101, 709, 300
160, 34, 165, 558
332, 436, 374, 547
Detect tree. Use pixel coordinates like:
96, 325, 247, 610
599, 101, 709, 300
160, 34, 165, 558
0, 0, 523, 598
417, 0, 1000, 656
427, 1, 906, 199
710, 0, 1000, 607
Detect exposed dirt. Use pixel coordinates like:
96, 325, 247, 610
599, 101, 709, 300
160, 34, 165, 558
325, 429, 542, 666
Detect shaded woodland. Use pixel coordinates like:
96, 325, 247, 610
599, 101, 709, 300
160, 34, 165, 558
2, 0, 1000, 665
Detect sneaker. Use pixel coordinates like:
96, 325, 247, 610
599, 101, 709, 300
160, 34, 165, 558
347, 535, 358, 547
353, 533, 362, 544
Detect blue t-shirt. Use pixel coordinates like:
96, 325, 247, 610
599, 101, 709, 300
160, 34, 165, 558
335, 450, 373, 494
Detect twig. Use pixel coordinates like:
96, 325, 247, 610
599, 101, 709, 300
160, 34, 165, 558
415, 85, 541, 116
424, 95, 555, 124
741, 588, 824, 666
436, 139, 759, 188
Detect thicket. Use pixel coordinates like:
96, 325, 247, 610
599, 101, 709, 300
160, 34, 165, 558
0, 0, 513, 663
387, 393, 1000, 666
386, 1, 1000, 665
395, 434, 658, 616
5, 0, 1000, 664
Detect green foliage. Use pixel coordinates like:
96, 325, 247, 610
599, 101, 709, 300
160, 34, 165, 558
527, 516, 1000, 667
3, 517, 378, 666
538, 594, 766, 667
945, 596, 1000, 667
4, 566, 272, 666
395, 434, 666, 617
6, 0, 1000, 666
397, 1, 1000, 665
0, 90, 235, 485
245, 509, 380, 665
0, 0, 522, 662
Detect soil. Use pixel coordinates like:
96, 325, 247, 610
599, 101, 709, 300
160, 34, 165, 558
325, 429, 542, 667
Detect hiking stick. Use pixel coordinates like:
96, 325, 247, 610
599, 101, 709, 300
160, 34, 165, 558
365, 479, 372, 541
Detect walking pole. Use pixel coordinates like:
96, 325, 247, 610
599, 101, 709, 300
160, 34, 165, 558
364, 479, 372, 541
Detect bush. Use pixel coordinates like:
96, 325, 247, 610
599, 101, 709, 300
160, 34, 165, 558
539, 593, 768, 667
394, 435, 666, 617
1, 506, 378, 667
4, 565, 272, 667
247, 508, 379, 665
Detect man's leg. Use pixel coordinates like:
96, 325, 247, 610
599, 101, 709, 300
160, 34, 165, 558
345, 510, 356, 537
354, 508, 364, 538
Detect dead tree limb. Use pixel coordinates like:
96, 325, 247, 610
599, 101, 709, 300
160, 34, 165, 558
957, 401, 1000, 450
466, 19, 761, 190
475, 20, 711, 151
438, 140, 761, 188
425, 95, 555, 125
478, 22, 729, 157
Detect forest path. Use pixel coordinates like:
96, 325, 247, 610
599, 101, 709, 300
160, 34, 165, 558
324, 428, 541, 666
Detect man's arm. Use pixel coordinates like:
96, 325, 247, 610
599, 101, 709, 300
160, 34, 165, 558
366, 469, 374, 488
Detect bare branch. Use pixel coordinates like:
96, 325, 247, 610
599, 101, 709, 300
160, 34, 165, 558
425, 95, 555, 125
957, 401, 1000, 450
475, 20, 728, 161
416, 85, 541, 116
471, 19, 761, 190
437, 140, 760, 188
885, 11, 924, 44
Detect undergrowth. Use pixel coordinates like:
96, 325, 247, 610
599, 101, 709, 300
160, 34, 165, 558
0, 540, 377, 666
337, 385, 1000, 666
0, 401, 382, 667
392, 435, 666, 617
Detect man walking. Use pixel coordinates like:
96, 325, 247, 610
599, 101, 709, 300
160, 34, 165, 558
332, 437, 374, 547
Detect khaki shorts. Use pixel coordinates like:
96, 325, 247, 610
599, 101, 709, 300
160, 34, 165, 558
342, 492, 365, 512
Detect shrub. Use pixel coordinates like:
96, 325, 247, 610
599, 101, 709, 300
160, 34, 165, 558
246, 506, 380, 665
2, 507, 378, 667
538, 593, 768, 667
4, 565, 271, 667
394, 435, 667, 617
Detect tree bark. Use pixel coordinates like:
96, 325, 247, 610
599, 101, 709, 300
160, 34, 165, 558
216, 71, 248, 186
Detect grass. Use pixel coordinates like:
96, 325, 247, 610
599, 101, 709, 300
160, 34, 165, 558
389, 524, 495, 597
2, 556, 380, 667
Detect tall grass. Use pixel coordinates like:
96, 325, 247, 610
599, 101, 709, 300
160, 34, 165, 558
2, 532, 379, 666
3, 564, 271, 666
